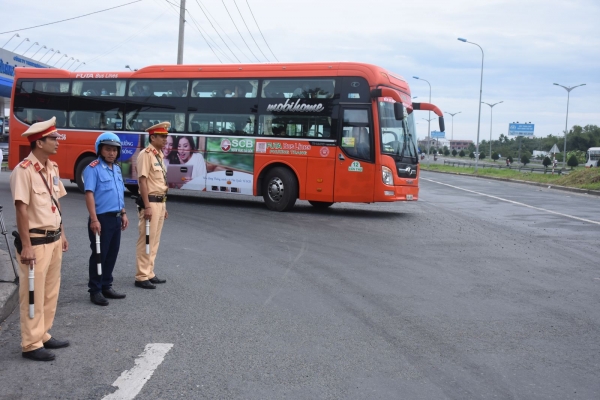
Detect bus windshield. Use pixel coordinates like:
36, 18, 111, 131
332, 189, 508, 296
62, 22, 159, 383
378, 101, 417, 161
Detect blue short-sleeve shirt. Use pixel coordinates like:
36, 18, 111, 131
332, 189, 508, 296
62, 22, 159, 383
83, 158, 125, 214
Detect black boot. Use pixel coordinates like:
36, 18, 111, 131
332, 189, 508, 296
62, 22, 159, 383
90, 292, 109, 306
22, 347, 55, 361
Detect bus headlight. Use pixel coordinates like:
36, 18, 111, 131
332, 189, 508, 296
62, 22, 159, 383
382, 166, 393, 185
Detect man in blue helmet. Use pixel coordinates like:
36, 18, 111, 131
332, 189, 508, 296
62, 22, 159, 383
83, 132, 129, 306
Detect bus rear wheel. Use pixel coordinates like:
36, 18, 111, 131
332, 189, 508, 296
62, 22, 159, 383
308, 201, 334, 209
263, 167, 298, 212
75, 155, 97, 193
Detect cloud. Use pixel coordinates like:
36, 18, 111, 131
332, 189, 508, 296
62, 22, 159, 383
2, 0, 598, 142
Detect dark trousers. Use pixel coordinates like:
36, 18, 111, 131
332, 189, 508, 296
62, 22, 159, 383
88, 213, 122, 294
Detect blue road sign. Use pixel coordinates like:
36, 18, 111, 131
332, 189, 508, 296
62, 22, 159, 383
431, 131, 445, 138
508, 123, 535, 136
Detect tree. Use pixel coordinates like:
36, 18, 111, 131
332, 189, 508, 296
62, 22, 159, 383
452, 149, 457, 157
542, 156, 552, 168
459, 150, 465, 158
521, 155, 530, 166
469, 152, 475, 159
567, 154, 579, 168
492, 152, 499, 161
444, 149, 450, 156
479, 151, 485, 160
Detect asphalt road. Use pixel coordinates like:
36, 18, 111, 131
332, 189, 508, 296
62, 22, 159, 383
0, 171, 598, 399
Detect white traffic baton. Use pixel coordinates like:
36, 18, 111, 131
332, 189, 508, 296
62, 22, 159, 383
145, 220, 150, 254
95, 232, 102, 275
28, 260, 35, 319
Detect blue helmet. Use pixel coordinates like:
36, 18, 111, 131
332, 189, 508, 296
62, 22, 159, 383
95, 132, 121, 158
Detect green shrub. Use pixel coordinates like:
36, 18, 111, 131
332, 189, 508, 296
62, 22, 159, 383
567, 154, 579, 168
543, 156, 552, 167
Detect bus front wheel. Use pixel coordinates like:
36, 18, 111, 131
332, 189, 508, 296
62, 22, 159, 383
308, 201, 334, 209
75, 156, 97, 193
263, 167, 298, 212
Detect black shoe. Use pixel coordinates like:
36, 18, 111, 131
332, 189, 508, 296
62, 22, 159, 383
102, 288, 126, 299
149, 276, 166, 284
43, 337, 70, 349
90, 292, 109, 306
134, 280, 156, 289
22, 347, 55, 361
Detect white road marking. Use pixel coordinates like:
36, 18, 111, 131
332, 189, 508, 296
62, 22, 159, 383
422, 178, 600, 226
103, 343, 174, 400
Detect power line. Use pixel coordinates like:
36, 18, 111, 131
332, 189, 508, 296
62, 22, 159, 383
85, 9, 168, 66
233, 0, 268, 62
194, 1, 241, 62
196, 0, 252, 62
246, 0, 278, 62
222, 0, 261, 62
185, 11, 225, 63
0, 1, 143, 35
163, 0, 231, 63
163, 0, 230, 63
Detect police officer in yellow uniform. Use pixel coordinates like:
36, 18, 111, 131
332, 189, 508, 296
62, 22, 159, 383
10, 117, 70, 362
135, 122, 170, 289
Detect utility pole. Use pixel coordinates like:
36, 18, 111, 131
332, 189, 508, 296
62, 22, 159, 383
177, 0, 186, 65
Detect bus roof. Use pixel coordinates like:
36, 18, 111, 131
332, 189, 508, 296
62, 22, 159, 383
14, 62, 411, 94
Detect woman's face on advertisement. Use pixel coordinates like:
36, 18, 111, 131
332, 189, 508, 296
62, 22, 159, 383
178, 137, 192, 163
163, 136, 173, 156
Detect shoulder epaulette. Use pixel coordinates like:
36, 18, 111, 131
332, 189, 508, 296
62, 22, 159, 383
144, 148, 152, 153
19, 159, 32, 168
51, 161, 59, 168
89, 160, 100, 168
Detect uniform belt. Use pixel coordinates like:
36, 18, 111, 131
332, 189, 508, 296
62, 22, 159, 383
29, 228, 62, 237
29, 235, 62, 246
148, 195, 167, 203
98, 211, 123, 217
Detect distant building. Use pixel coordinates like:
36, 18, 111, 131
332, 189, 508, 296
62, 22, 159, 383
449, 140, 473, 151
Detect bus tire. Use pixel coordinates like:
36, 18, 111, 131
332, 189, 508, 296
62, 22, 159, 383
263, 167, 298, 212
308, 201, 334, 209
125, 185, 139, 195
75, 155, 97, 193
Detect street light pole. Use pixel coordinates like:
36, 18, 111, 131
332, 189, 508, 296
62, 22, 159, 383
1, 33, 20, 49
46, 50, 60, 64
458, 38, 484, 172
23, 41, 39, 56
38, 48, 53, 61
481, 101, 503, 158
444, 111, 461, 143
31, 45, 47, 59
413, 76, 432, 156
73, 62, 86, 71
422, 117, 436, 155
13, 37, 29, 52
553, 83, 586, 168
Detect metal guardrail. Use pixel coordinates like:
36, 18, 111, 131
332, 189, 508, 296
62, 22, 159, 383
443, 160, 568, 175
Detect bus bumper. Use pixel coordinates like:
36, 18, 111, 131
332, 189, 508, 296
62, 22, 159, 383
375, 185, 419, 202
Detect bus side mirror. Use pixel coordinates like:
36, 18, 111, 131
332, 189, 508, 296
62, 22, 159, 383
394, 102, 404, 120
438, 117, 445, 132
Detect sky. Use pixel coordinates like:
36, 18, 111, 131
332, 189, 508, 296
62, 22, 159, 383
1, 0, 599, 146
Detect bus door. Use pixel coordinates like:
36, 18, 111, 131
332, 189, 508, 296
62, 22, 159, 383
334, 107, 375, 202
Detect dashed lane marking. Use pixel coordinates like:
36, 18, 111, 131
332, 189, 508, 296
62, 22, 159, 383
102, 343, 174, 400
422, 177, 600, 226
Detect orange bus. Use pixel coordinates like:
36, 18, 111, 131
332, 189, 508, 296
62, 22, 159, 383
9, 62, 444, 211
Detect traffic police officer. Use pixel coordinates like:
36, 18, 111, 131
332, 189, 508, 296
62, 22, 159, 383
84, 132, 129, 306
135, 122, 170, 289
10, 117, 70, 362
